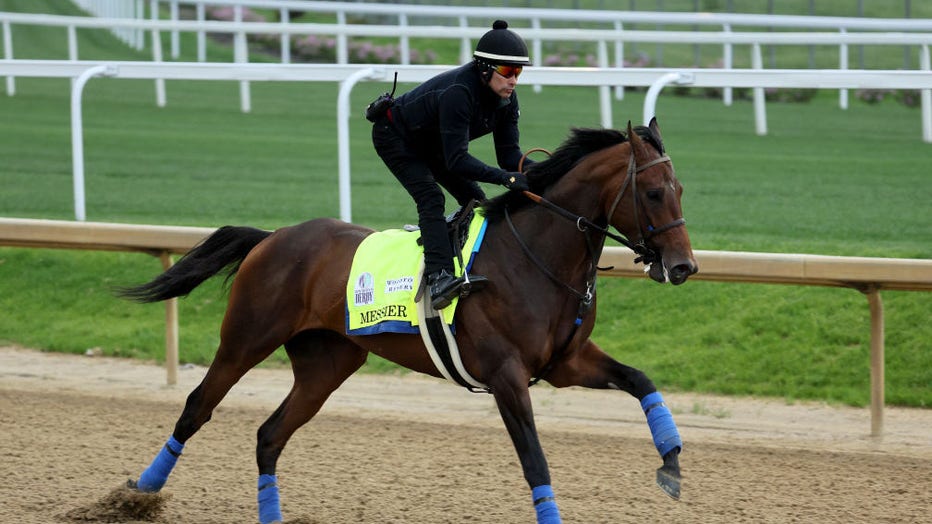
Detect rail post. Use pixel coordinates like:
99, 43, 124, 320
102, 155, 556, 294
751, 43, 768, 136
643, 71, 694, 124
71, 63, 118, 221
921, 44, 931, 143
337, 66, 383, 223
2, 20, 13, 95
160, 251, 179, 385
865, 287, 885, 437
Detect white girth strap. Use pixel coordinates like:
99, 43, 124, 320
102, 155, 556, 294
415, 272, 487, 391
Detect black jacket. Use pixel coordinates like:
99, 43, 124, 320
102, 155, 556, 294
389, 63, 526, 184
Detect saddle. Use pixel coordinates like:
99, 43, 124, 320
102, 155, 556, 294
410, 200, 487, 303
345, 208, 488, 336
405, 200, 477, 254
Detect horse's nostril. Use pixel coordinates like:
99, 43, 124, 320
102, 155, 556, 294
669, 264, 692, 285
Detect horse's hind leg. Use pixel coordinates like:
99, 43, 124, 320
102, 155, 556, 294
135, 296, 296, 492
545, 340, 683, 500
255, 330, 367, 524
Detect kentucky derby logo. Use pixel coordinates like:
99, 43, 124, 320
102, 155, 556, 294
354, 272, 375, 306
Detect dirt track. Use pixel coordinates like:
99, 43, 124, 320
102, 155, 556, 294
1, 346, 930, 523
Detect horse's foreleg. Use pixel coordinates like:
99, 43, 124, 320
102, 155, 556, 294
546, 340, 683, 500
254, 332, 367, 524
489, 367, 562, 524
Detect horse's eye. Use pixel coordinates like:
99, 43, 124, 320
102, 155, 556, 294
646, 189, 663, 202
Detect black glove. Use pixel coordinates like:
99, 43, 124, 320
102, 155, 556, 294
501, 172, 529, 192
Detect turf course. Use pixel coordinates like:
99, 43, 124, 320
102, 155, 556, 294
0, 0, 929, 407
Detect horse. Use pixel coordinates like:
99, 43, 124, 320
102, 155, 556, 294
119, 118, 697, 524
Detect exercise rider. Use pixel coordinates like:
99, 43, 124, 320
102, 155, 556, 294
370, 20, 534, 309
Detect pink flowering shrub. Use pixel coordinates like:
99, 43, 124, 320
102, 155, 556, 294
896, 90, 921, 108
293, 34, 337, 60
857, 88, 920, 107
294, 36, 436, 64
207, 6, 266, 23
542, 51, 601, 67
203, 7, 436, 64
856, 88, 895, 104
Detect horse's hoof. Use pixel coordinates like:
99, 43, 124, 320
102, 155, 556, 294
125, 478, 162, 494
656, 465, 681, 500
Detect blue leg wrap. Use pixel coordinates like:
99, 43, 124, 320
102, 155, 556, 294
531, 485, 562, 524
641, 391, 683, 457
136, 435, 184, 492
257, 474, 283, 524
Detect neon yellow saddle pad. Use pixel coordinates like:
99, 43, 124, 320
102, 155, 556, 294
345, 214, 487, 335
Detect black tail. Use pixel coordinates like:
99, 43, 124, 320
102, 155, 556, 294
117, 225, 272, 303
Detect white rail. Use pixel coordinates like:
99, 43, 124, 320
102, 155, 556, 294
70, 0, 932, 63
3, 10, 931, 108
0, 217, 928, 435
2, 59, 931, 223
6, 11, 931, 65
11, 12, 932, 40
145, 0, 932, 31
0, 60, 932, 222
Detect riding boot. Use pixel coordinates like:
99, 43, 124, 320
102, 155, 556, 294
428, 269, 461, 310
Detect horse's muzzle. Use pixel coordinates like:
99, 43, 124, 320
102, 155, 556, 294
648, 258, 698, 285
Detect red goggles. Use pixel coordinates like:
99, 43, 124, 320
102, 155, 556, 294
492, 64, 523, 79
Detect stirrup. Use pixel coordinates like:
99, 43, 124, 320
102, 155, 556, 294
459, 274, 489, 298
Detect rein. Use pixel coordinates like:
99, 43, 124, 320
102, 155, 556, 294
504, 209, 599, 310
505, 200, 603, 388
520, 189, 650, 261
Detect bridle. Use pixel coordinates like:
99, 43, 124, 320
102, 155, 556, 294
605, 149, 686, 260
506, 144, 686, 388
505, 148, 686, 278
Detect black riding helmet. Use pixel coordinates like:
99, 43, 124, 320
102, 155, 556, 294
473, 20, 530, 66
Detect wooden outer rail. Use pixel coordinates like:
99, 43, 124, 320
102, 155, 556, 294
600, 250, 932, 438
2, 217, 931, 436
0, 218, 214, 386
600, 249, 932, 292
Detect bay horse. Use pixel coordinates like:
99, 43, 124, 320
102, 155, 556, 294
120, 119, 697, 524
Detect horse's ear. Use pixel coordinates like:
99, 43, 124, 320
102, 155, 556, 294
648, 117, 666, 154
627, 120, 645, 153
626, 120, 639, 146
649, 117, 662, 142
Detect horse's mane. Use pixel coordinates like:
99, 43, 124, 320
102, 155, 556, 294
481, 126, 664, 222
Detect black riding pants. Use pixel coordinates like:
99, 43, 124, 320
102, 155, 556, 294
371, 117, 485, 275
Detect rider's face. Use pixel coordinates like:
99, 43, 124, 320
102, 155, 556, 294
488, 66, 520, 99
